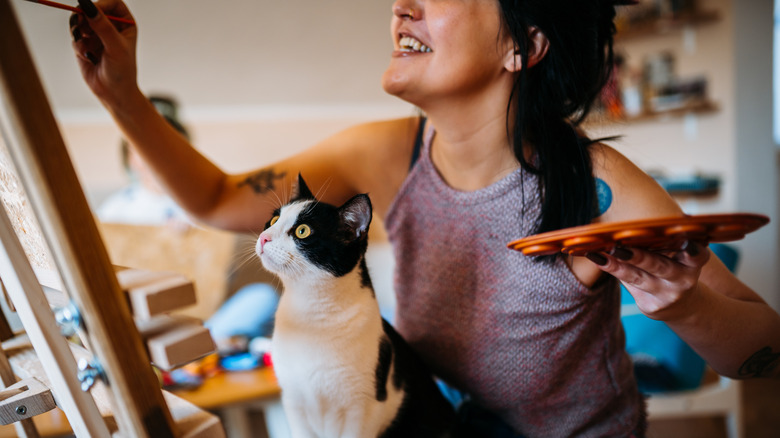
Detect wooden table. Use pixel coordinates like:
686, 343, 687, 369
0, 367, 287, 438
174, 367, 288, 438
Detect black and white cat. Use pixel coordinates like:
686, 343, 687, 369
256, 174, 455, 438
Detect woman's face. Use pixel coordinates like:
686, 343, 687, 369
381, 0, 514, 106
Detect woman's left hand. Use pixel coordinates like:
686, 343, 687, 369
587, 241, 710, 320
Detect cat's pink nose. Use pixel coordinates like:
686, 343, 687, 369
259, 234, 271, 252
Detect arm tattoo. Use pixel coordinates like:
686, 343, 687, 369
593, 177, 613, 217
238, 168, 286, 194
738, 346, 780, 378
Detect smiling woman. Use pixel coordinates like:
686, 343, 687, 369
382, 0, 511, 105
65, 0, 780, 437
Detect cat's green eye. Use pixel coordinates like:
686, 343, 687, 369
295, 224, 311, 239
269, 216, 279, 226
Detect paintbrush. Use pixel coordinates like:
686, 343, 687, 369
22, 0, 136, 25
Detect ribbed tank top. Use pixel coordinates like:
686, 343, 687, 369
384, 123, 644, 437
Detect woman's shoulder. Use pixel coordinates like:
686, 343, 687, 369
588, 142, 683, 223
311, 116, 423, 216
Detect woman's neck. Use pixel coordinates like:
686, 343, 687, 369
425, 108, 521, 192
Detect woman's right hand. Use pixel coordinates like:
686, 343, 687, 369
70, 0, 139, 107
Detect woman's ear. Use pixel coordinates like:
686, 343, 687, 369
504, 26, 550, 72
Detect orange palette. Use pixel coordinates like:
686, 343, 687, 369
507, 213, 770, 257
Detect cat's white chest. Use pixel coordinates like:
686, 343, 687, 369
272, 288, 382, 392
271, 285, 403, 438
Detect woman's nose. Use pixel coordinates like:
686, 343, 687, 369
392, 0, 420, 20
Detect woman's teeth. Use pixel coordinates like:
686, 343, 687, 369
399, 36, 432, 53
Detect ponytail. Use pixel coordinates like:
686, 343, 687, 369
499, 0, 618, 242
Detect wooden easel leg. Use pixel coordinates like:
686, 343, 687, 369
0, 204, 110, 437
0, 1, 177, 436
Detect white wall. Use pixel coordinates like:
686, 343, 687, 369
732, 0, 779, 310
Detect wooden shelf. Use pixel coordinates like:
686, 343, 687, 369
616, 10, 720, 41
586, 100, 719, 126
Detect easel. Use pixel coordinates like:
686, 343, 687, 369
0, 1, 224, 436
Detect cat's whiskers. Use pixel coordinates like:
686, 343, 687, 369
268, 188, 285, 210
283, 173, 293, 206
296, 178, 333, 218
228, 247, 263, 278
259, 197, 282, 212
310, 178, 333, 211
287, 257, 308, 277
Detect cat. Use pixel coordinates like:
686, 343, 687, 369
256, 174, 455, 438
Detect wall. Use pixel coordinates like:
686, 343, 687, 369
16, 0, 402, 109
732, 0, 779, 309
590, 0, 737, 214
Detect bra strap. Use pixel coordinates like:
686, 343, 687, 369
409, 117, 426, 171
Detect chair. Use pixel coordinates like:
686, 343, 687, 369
621, 243, 743, 438
645, 371, 742, 438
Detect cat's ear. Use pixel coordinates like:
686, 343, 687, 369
291, 173, 316, 201
339, 194, 372, 239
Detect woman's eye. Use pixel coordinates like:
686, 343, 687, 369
295, 224, 311, 239
269, 216, 279, 226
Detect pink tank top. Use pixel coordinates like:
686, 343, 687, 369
384, 124, 644, 437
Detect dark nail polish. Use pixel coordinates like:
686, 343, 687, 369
586, 253, 607, 266
70, 13, 79, 27
610, 247, 633, 261
86, 52, 98, 65
682, 241, 700, 256
78, 0, 98, 19
72, 27, 81, 42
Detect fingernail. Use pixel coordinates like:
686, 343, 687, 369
610, 247, 633, 261
69, 13, 79, 27
586, 253, 607, 266
72, 27, 81, 42
86, 52, 98, 65
682, 240, 700, 256
78, 0, 98, 19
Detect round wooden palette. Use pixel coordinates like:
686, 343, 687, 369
507, 213, 770, 257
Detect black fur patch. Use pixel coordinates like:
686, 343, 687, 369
292, 201, 368, 277
378, 319, 456, 438
375, 335, 393, 402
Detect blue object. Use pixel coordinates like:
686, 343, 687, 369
220, 352, 260, 371
205, 283, 280, 341
621, 243, 738, 393
621, 286, 706, 392
652, 174, 720, 195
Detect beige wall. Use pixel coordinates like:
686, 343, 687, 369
11, 0, 779, 309
16, 0, 400, 109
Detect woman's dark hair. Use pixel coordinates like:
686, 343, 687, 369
498, 0, 618, 240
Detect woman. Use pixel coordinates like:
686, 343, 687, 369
71, 0, 780, 436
